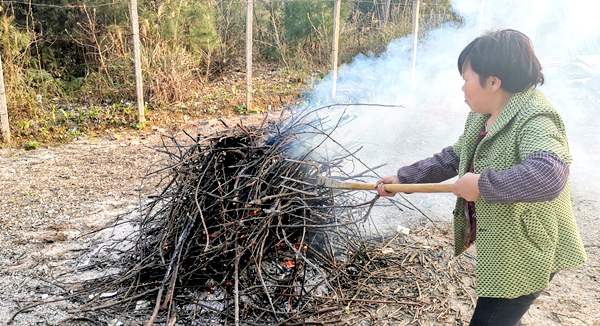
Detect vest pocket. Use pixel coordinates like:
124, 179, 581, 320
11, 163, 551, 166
520, 209, 551, 252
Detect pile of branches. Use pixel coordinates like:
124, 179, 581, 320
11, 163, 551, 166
7, 108, 478, 325
61, 113, 384, 324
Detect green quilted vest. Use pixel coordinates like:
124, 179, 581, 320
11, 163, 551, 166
452, 89, 587, 298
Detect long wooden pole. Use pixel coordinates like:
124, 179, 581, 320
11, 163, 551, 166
331, 0, 341, 98
246, 0, 254, 112
0, 55, 10, 143
410, 0, 420, 80
130, 0, 145, 126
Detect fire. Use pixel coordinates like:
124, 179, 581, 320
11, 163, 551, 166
282, 258, 295, 269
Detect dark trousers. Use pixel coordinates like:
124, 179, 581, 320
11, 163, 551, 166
469, 273, 556, 326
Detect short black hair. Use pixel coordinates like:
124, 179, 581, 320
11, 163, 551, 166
457, 29, 544, 93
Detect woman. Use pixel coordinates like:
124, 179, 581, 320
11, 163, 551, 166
376, 29, 587, 325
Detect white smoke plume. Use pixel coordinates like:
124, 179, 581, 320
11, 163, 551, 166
296, 0, 600, 229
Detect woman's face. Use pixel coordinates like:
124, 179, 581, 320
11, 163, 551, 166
461, 63, 494, 114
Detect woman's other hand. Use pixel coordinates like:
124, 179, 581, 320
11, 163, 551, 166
376, 175, 400, 197
453, 172, 481, 201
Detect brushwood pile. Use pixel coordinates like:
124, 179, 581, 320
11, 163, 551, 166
12, 111, 475, 325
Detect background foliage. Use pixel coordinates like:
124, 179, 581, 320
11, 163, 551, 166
0, 0, 458, 142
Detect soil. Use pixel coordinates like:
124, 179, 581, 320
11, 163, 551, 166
1, 113, 598, 325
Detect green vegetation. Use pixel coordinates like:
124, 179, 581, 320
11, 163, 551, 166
0, 0, 458, 144
24, 140, 39, 150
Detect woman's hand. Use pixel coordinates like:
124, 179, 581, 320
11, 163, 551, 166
376, 175, 400, 197
453, 172, 481, 201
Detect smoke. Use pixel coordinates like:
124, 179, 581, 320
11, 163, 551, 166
296, 0, 600, 229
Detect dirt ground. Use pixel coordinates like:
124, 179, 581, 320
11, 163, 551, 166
1, 113, 598, 325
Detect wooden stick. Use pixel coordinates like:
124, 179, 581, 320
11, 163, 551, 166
331, 0, 341, 98
234, 238, 240, 326
0, 54, 10, 142
335, 181, 452, 193
130, 0, 145, 126
383, 0, 392, 27
246, 0, 254, 112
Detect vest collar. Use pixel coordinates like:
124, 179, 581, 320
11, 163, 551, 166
484, 88, 535, 139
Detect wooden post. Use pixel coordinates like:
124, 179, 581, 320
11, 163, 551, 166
0, 55, 10, 143
130, 0, 145, 126
383, 0, 392, 27
410, 0, 420, 80
331, 0, 341, 98
246, 0, 254, 112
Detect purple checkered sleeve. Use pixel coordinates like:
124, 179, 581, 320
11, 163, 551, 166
396, 148, 568, 202
479, 151, 569, 203
396, 146, 459, 183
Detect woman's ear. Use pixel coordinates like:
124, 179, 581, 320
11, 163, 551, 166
488, 76, 502, 91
